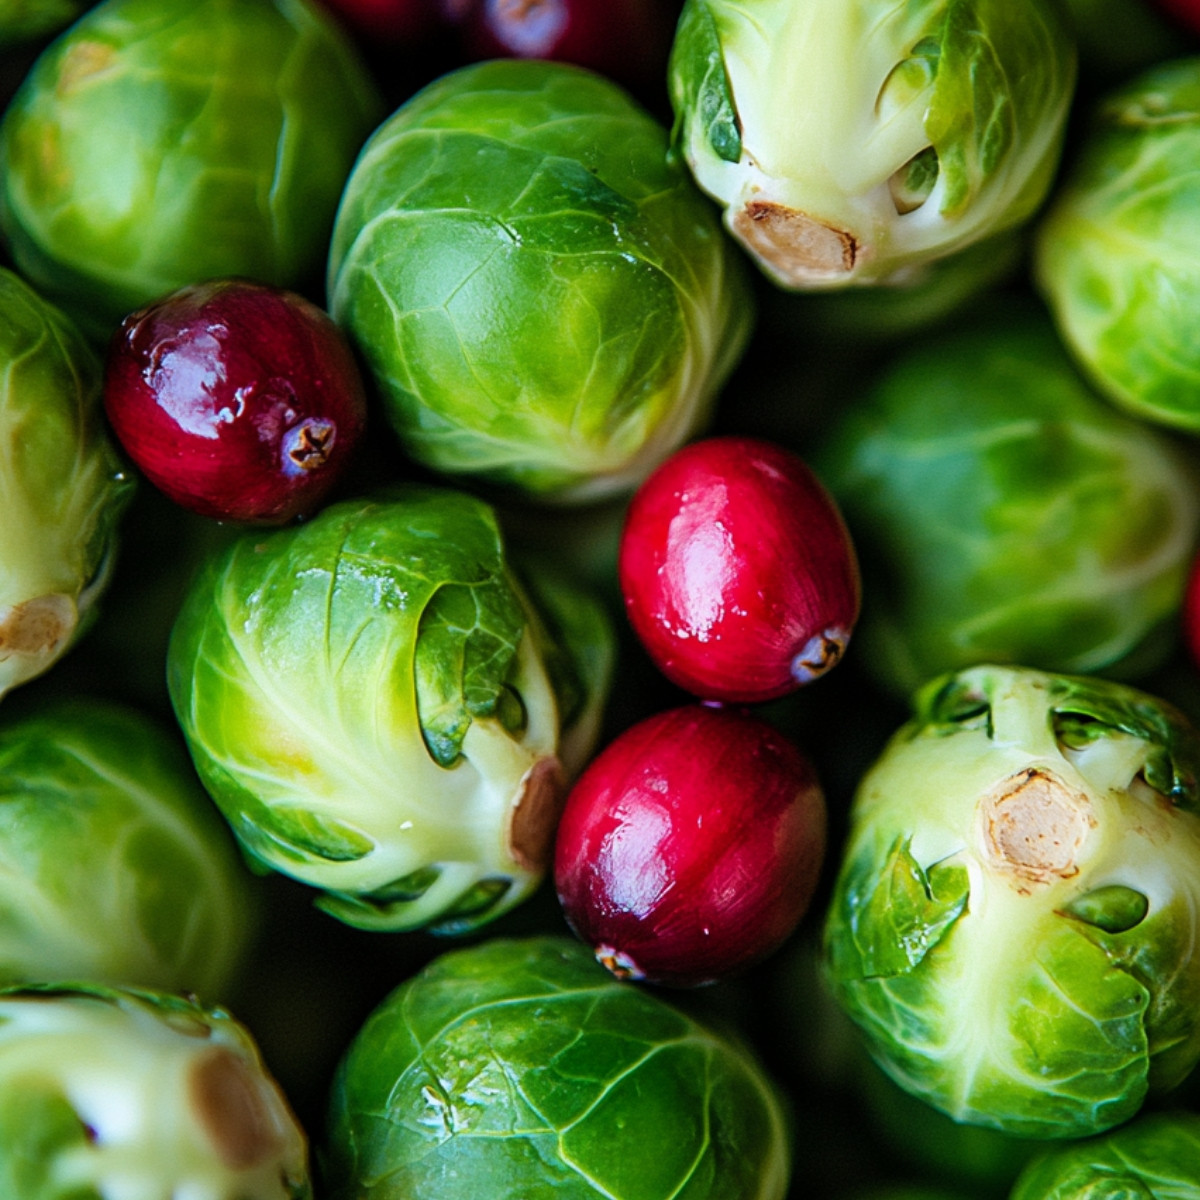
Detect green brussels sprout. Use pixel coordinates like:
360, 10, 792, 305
327, 58, 754, 503
0, 696, 256, 997
0, 980, 311, 1199
0, 266, 133, 700
0, 0, 84, 48
815, 308, 1200, 697
823, 664, 1200, 1140
323, 936, 791, 1199
1035, 57, 1200, 433
1010, 1111, 1200, 1199
167, 486, 614, 934
667, 0, 1076, 290
0, 0, 382, 340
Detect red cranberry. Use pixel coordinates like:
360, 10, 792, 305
618, 435, 861, 704
554, 703, 827, 988
104, 279, 368, 525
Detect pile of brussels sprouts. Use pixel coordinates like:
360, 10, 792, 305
3, 0, 1200, 1196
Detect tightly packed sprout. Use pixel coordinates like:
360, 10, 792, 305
824, 664, 1200, 1139
323, 936, 791, 1199
0, 982, 311, 1199
667, 0, 1076, 289
1010, 1111, 1200, 1199
0, 697, 255, 997
328, 58, 754, 502
1036, 56, 1200, 433
0, 0, 382, 339
816, 309, 1200, 697
0, 266, 133, 701
167, 486, 613, 934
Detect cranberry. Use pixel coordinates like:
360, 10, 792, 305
104, 279, 367, 524
554, 703, 827, 987
619, 435, 861, 704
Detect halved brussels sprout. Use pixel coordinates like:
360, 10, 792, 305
815, 307, 1200, 697
328, 58, 754, 502
0, 696, 256, 997
167, 486, 613, 934
1010, 1110, 1200, 1198
323, 936, 791, 1199
0, 266, 133, 699
668, 0, 1076, 289
0, 0, 382, 340
1035, 56, 1200, 432
824, 664, 1200, 1139
0, 981, 310, 1199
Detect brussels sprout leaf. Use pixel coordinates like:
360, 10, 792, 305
831, 837, 969, 979
669, 0, 741, 163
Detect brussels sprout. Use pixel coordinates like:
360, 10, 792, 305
667, 0, 1076, 290
0, 266, 133, 700
322, 935, 791, 1199
327, 58, 754, 502
0, 0, 382, 340
823, 664, 1200, 1139
167, 486, 612, 934
0, 0, 84, 47
0, 696, 256, 997
0, 980, 311, 1199
1010, 1111, 1200, 1199
1035, 57, 1200, 433
815, 308, 1200, 697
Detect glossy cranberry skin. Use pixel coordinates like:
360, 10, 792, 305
104, 280, 368, 525
619, 435, 861, 704
554, 704, 827, 987
450, 0, 676, 97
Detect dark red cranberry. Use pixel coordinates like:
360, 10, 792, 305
104, 279, 367, 525
554, 703, 827, 988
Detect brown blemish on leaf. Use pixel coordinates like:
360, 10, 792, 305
187, 1047, 283, 1171
0, 594, 75, 657
732, 200, 857, 280
508, 756, 567, 873
56, 41, 118, 96
979, 768, 1095, 886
